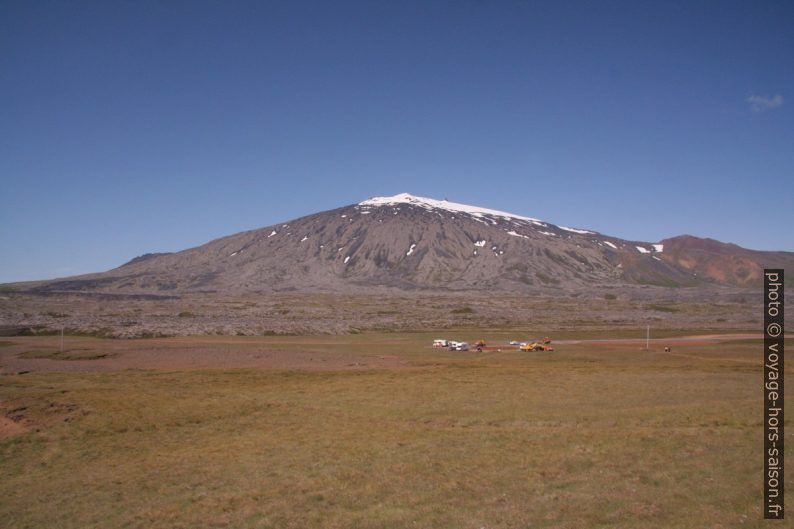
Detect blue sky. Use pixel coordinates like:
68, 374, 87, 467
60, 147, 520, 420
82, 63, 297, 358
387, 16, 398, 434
1, 0, 792, 282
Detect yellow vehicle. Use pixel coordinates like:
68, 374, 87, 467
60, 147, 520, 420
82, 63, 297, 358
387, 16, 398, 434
520, 342, 554, 352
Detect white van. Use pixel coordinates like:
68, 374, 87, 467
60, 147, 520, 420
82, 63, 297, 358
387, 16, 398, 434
454, 342, 470, 351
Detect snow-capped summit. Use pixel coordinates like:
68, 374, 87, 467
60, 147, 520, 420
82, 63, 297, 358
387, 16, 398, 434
358, 192, 600, 235
358, 192, 546, 225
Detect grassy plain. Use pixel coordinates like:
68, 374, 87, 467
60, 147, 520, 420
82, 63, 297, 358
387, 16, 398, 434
0, 332, 791, 528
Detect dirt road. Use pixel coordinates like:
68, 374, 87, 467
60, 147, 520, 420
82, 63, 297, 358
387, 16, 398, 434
0, 336, 410, 374
0, 333, 779, 374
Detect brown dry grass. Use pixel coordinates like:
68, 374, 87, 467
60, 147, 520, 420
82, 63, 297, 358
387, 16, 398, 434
0, 334, 791, 528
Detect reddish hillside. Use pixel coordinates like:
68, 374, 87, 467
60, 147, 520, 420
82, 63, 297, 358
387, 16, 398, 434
659, 235, 794, 286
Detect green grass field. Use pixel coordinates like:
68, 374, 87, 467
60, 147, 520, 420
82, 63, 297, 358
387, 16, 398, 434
0, 333, 791, 528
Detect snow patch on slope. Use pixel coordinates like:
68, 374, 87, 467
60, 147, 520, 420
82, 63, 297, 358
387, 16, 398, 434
559, 226, 594, 235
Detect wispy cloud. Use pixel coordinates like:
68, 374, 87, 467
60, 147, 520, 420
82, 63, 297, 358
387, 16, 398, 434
746, 94, 784, 112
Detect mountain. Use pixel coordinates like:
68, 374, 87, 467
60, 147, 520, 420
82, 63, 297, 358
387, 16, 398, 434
12, 193, 794, 295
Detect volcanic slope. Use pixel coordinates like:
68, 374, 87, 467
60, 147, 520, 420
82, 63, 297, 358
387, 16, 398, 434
17, 193, 794, 295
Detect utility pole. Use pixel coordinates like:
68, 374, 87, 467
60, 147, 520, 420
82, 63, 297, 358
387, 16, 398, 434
646, 325, 650, 350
